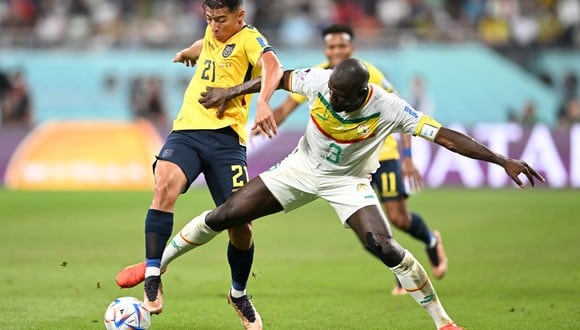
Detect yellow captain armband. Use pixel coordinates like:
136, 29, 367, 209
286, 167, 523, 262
414, 115, 442, 141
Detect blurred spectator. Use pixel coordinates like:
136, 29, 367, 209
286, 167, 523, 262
557, 97, 580, 130
506, 100, 540, 127
129, 74, 169, 134
510, 0, 539, 47
0, 0, 578, 49
506, 106, 519, 122
477, 10, 510, 46
537, 6, 565, 46
556, 71, 579, 130
377, 0, 410, 28
102, 72, 118, 94
562, 71, 578, 102
537, 70, 555, 87
1, 68, 33, 129
519, 100, 539, 127
0, 70, 10, 100
409, 74, 435, 116
279, 3, 317, 46
331, 0, 382, 37
331, 0, 365, 26
557, 0, 580, 47
250, 0, 284, 32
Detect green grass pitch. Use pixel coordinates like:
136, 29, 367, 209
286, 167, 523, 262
0, 187, 578, 329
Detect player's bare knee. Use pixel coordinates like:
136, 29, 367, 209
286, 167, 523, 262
151, 180, 180, 209
365, 232, 405, 267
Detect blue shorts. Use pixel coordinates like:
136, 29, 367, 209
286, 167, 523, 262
371, 159, 408, 202
154, 127, 248, 206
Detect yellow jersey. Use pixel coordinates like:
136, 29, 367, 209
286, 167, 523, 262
288, 61, 400, 161
173, 25, 274, 145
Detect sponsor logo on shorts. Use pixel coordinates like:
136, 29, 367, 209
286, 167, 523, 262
162, 149, 174, 158
356, 183, 368, 192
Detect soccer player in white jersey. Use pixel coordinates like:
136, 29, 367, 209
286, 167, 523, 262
150, 59, 545, 329
253, 25, 447, 295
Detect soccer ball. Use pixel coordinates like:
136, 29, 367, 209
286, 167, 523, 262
104, 296, 151, 330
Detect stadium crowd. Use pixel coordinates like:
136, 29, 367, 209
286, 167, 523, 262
1, 0, 579, 129
0, 0, 579, 49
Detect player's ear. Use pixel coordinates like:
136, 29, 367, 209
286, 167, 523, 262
237, 8, 245, 22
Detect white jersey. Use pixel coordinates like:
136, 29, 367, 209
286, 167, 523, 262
288, 68, 442, 177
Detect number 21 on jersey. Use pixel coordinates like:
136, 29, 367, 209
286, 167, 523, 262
201, 60, 216, 82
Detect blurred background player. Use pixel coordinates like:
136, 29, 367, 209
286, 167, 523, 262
115, 1, 283, 329
252, 24, 447, 295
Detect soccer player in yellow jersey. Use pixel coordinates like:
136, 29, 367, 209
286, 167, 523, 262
254, 24, 447, 295
116, 1, 282, 327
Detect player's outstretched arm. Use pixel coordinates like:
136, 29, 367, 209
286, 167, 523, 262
434, 127, 545, 188
253, 51, 284, 138
198, 70, 294, 115
172, 39, 203, 67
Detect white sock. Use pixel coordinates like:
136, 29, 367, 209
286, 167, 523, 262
390, 250, 453, 328
230, 286, 247, 298
145, 267, 161, 278
160, 210, 220, 269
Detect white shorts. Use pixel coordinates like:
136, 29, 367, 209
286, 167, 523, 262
259, 152, 381, 227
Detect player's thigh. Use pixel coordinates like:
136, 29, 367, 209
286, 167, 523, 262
257, 153, 319, 214
202, 131, 249, 206
371, 159, 408, 202
204, 143, 251, 246
320, 176, 386, 227
155, 131, 203, 192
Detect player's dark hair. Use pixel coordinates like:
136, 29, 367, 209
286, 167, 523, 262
321, 24, 355, 40
333, 58, 369, 92
203, 0, 242, 12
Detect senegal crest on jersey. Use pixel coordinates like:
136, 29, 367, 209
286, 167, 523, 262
222, 44, 235, 57
310, 92, 380, 143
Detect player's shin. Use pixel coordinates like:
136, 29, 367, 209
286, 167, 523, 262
160, 210, 220, 269
390, 251, 453, 328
